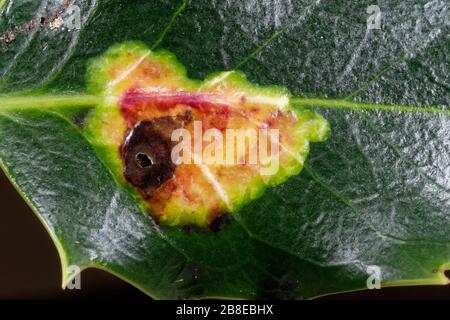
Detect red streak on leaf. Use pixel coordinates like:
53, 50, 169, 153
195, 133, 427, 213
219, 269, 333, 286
120, 88, 232, 130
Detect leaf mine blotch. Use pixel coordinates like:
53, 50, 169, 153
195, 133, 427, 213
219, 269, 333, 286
85, 42, 330, 227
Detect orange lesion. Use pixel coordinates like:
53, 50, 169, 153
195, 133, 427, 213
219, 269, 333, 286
148, 164, 227, 225
116, 87, 305, 224
85, 42, 330, 227
120, 89, 232, 132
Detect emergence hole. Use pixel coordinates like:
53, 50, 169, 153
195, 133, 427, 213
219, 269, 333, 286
135, 152, 153, 168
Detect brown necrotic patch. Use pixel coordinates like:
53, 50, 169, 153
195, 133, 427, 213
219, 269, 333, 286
122, 111, 191, 198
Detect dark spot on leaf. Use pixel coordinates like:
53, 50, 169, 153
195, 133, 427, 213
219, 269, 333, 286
209, 214, 231, 233
444, 270, 450, 281
70, 108, 92, 127
179, 214, 230, 234
122, 112, 191, 198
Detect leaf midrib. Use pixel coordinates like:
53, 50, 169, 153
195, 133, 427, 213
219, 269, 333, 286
1, 94, 448, 115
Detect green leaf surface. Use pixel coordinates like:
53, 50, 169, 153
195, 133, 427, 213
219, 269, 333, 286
0, 0, 449, 299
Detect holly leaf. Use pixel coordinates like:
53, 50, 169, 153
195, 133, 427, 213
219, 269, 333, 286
0, 0, 449, 299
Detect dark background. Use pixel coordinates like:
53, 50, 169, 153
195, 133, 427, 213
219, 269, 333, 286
1, 170, 450, 300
